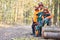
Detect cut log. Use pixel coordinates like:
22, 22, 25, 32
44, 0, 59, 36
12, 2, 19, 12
42, 27, 60, 32
42, 32, 60, 39
42, 27, 60, 39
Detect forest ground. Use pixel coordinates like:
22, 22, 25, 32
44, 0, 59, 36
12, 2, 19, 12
0, 25, 55, 40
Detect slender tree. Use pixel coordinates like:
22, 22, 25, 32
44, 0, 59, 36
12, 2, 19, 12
53, 0, 58, 25
59, 0, 60, 26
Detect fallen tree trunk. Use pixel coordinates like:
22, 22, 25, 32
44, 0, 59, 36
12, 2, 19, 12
42, 32, 60, 39
42, 27, 60, 32
42, 27, 60, 39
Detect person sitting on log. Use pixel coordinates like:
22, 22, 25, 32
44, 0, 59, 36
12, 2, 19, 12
42, 7, 54, 26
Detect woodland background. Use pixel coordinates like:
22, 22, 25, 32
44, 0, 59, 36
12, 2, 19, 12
0, 0, 60, 26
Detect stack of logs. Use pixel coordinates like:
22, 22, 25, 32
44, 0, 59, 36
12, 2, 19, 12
42, 26, 60, 39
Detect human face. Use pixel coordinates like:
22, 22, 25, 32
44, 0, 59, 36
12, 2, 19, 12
44, 10, 47, 13
39, 6, 43, 10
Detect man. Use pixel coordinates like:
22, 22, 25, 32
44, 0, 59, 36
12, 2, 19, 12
31, 2, 44, 36
35, 12, 43, 37
38, 2, 44, 12
34, 2, 44, 36
42, 8, 53, 26
31, 6, 39, 35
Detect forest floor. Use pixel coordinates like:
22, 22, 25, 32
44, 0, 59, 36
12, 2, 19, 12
0, 25, 55, 40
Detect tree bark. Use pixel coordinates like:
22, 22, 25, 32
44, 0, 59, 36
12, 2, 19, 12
59, 3, 60, 26
42, 27, 60, 39
43, 32, 60, 39
53, 0, 58, 25
42, 27, 60, 32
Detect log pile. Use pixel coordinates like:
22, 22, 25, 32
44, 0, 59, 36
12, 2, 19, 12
42, 26, 60, 39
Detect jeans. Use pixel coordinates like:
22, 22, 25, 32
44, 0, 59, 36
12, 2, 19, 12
32, 22, 36, 34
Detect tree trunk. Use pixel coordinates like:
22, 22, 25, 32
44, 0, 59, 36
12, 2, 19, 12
43, 32, 60, 39
42, 27, 60, 32
42, 27, 60, 39
53, 0, 58, 25
59, 3, 60, 26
